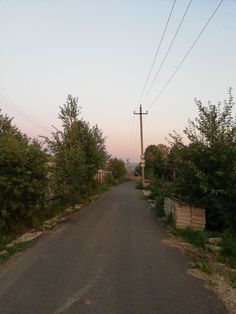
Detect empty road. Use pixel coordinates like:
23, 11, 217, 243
0, 182, 227, 314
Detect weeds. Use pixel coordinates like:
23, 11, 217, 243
220, 231, 236, 267
155, 203, 165, 218
229, 272, 236, 289
136, 181, 144, 190
171, 228, 208, 248
195, 257, 213, 274
166, 214, 173, 225
0, 240, 34, 264
0, 235, 15, 251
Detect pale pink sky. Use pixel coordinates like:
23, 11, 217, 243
0, 0, 235, 161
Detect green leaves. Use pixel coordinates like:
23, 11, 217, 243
144, 144, 169, 180
168, 89, 236, 231
0, 111, 48, 233
108, 158, 127, 180
47, 95, 109, 203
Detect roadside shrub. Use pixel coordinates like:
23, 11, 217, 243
220, 231, 236, 267
0, 111, 48, 233
168, 89, 236, 231
155, 203, 165, 218
195, 257, 213, 274
166, 213, 173, 225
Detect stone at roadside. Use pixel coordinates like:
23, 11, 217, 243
44, 216, 59, 226
205, 244, 222, 253
6, 243, 14, 248
207, 237, 223, 246
65, 207, 74, 213
0, 250, 8, 256
15, 231, 42, 244
58, 217, 67, 222
74, 204, 81, 210
148, 200, 155, 208
142, 190, 151, 197
42, 224, 51, 230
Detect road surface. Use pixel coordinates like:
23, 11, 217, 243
0, 182, 227, 314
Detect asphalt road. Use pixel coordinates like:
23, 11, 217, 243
0, 182, 227, 314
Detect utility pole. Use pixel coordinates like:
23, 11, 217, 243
134, 105, 148, 187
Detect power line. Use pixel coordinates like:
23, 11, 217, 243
136, 0, 177, 106
131, 119, 141, 158
148, 0, 224, 109
0, 93, 51, 134
142, 0, 193, 104
128, 114, 136, 151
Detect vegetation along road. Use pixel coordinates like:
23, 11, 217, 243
0, 182, 227, 314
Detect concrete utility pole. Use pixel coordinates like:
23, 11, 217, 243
134, 105, 148, 186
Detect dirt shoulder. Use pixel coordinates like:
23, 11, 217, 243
162, 232, 236, 314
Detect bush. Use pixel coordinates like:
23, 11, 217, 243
220, 231, 236, 267
168, 89, 236, 231
0, 111, 48, 233
155, 203, 165, 218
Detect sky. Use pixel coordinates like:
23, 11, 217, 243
0, 0, 235, 162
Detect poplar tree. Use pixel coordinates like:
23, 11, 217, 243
47, 95, 109, 203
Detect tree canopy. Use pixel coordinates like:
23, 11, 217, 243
144, 144, 169, 180
46, 95, 110, 203
0, 110, 48, 233
108, 158, 127, 180
168, 89, 236, 230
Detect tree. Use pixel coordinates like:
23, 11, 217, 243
46, 95, 109, 203
0, 110, 48, 233
108, 158, 127, 180
144, 144, 169, 180
168, 89, 236, 230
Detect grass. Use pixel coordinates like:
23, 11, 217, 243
166, 213, 173, 225
0, 235, 15, 251
0, 240, 34, 264
92, 182, 112, 195
152, 192, 236, 270
154, 203, 165, 218
170, 227, 236, 281
219, 231, 236, 268
135, 181, 144, 190
171, 228, 209, 248
194, 257, 213, 274
229, 272, 236, 288
7, 240, 34, 254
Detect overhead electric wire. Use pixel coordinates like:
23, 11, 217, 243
148, 0, 224, 110
142, 0, 193, 104
128, 114, 136, 150
0, 93, 51, 134
132, 0, 177, 160
136, 0, 177, 107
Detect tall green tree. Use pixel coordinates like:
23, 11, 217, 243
169, 89, 236, 230
47, 95, 109, 203
144, 144, 169, 180
108, 158, 127, 180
